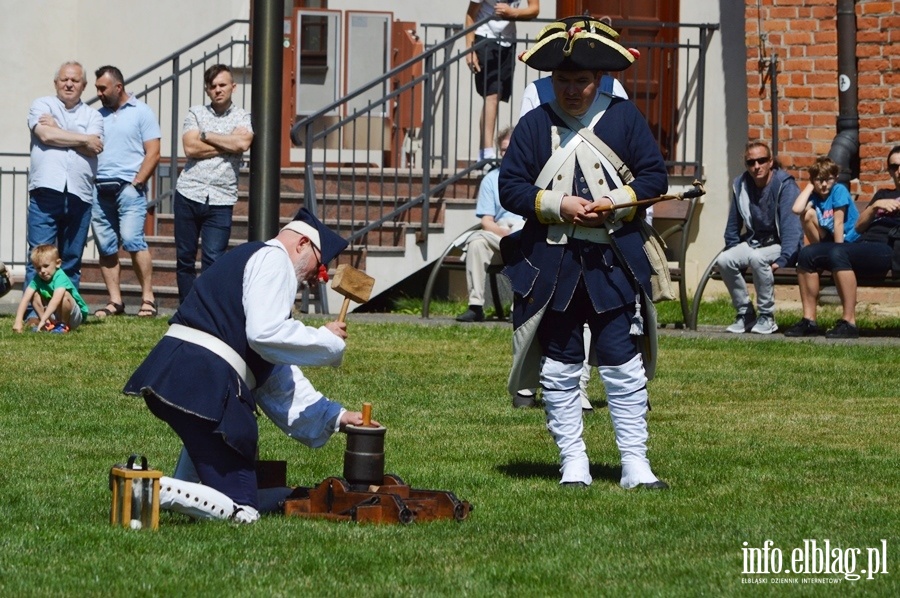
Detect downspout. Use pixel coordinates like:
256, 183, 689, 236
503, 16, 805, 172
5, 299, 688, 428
827, 0, 859, 186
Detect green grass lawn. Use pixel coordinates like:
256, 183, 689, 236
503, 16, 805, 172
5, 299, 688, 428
1, 312, 898, 596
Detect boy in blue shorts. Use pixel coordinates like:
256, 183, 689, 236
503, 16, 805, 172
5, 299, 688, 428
12, 244, 89, 334
792, 156, 860, 244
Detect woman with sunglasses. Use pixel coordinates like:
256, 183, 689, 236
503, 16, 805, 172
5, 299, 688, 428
717, 140, 803, 335
785, 146, 900, 339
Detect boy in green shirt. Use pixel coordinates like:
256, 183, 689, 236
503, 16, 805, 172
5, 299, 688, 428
13, 244, 89, 333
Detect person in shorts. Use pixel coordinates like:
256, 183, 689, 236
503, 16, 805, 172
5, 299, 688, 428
465, 0, 540, 163
91, 65, 161, 318
12, 244, 89, 334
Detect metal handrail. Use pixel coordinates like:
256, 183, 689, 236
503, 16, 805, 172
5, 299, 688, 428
0, 22, 250, 269
291, 17, 717, 253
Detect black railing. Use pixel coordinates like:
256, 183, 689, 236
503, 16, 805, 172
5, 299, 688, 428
292, 17, 717, 252
0, 21, 250, 269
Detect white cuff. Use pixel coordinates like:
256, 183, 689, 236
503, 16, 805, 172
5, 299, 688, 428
604, 186, 637, 222
536, 190, 565, 224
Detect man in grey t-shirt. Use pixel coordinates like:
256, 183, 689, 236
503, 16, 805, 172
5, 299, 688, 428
173, 64, 253, 303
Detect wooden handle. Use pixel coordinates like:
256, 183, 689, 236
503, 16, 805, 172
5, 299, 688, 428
362, 402, 372, 426
591, 184, 706, 213
338, 296, 351, 323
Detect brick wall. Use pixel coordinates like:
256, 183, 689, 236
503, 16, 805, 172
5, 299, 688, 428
745, 0, 900, 197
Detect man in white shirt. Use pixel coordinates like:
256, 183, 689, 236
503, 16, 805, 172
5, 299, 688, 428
124, 208, 371, 523
25, 61, 103, 298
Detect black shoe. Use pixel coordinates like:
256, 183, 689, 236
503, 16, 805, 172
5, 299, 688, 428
783, 318, 822, 337
561, 481, 588, 488
512, 390, 537, 408
455, 307, 484, 322
639, 480, 670, 490
825, 319, 859, 339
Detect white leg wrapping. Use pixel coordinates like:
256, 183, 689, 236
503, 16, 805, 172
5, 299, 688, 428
542, 358, 592, 485
600, 354, 660, 489
579, 363, 593, 410
159, 476, 260, 523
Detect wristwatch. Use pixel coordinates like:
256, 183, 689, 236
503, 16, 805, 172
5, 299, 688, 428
200, 131, 207, 142
132, 181, 146, 192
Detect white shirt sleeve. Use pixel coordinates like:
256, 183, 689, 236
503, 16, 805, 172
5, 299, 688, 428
254, 364, 345, 448
242, 239, 345, 367
519, 82, 540, 119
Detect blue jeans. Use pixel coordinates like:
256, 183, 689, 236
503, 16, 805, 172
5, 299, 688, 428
91, 182, 149, 256
25, 187, 92, 291
174, 190, 234, 302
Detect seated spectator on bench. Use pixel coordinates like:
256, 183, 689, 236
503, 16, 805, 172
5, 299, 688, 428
717, 140, 802, 335
785, 145, 900, 339
792, 156, 860, 245
457, 127, 523, 323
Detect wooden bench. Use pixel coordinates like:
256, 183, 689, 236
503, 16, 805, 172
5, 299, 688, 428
651, 194, 700, 326
420, 190, 700, 323
688, 199, 899, 330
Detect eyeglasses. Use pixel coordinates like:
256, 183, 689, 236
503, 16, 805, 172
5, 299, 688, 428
888, 163, 900, 173
745, 157, 771, 167
813, 176, 835, 184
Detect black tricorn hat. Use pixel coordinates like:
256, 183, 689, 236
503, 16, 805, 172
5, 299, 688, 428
281, 207, 349, 265
519, 16, 636, 72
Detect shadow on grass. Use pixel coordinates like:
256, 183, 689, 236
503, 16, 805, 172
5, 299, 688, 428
496, 461, 622, 483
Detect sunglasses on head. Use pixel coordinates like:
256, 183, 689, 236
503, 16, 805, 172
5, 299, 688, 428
745, 157, 771, 167
888, 163, 900, 173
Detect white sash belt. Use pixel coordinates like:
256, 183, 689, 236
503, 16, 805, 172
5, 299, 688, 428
165, 323, 257, 390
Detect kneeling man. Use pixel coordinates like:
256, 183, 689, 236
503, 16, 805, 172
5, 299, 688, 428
125, 208, 370, 522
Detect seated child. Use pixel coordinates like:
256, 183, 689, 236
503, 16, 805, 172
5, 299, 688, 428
12, 244, 90, 334
792, 156, 860, 244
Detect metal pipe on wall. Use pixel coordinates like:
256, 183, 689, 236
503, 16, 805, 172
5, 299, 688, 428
769, 54, 778, 163
828, 0, 859, 185
249, 0, 285, 242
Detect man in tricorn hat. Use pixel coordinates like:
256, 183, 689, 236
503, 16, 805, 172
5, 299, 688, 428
124, 208, 371, 523
499, 17, 669, 489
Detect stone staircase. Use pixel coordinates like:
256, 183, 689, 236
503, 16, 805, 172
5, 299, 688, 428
77, 166, 481, 314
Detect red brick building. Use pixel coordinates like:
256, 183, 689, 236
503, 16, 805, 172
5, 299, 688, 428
745, 0, 899, 198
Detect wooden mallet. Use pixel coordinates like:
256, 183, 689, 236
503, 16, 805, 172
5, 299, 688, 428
331, 264, 375, 323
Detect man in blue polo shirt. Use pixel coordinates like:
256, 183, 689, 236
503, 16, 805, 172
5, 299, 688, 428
91, 66, 161, 318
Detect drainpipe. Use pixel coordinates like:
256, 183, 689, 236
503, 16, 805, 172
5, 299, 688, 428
827, 0, 859, 186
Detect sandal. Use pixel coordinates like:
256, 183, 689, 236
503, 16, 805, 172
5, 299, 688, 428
94, 301, 125, 318
137, 299, 158, 318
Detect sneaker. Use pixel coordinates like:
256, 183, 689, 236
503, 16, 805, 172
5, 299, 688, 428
50, 322, 70, 334
750, 314, 778, 334
783, 318, 822, 337
825, 319, 859, 339
455, 307, 484, 322
725, 309, 756, 334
